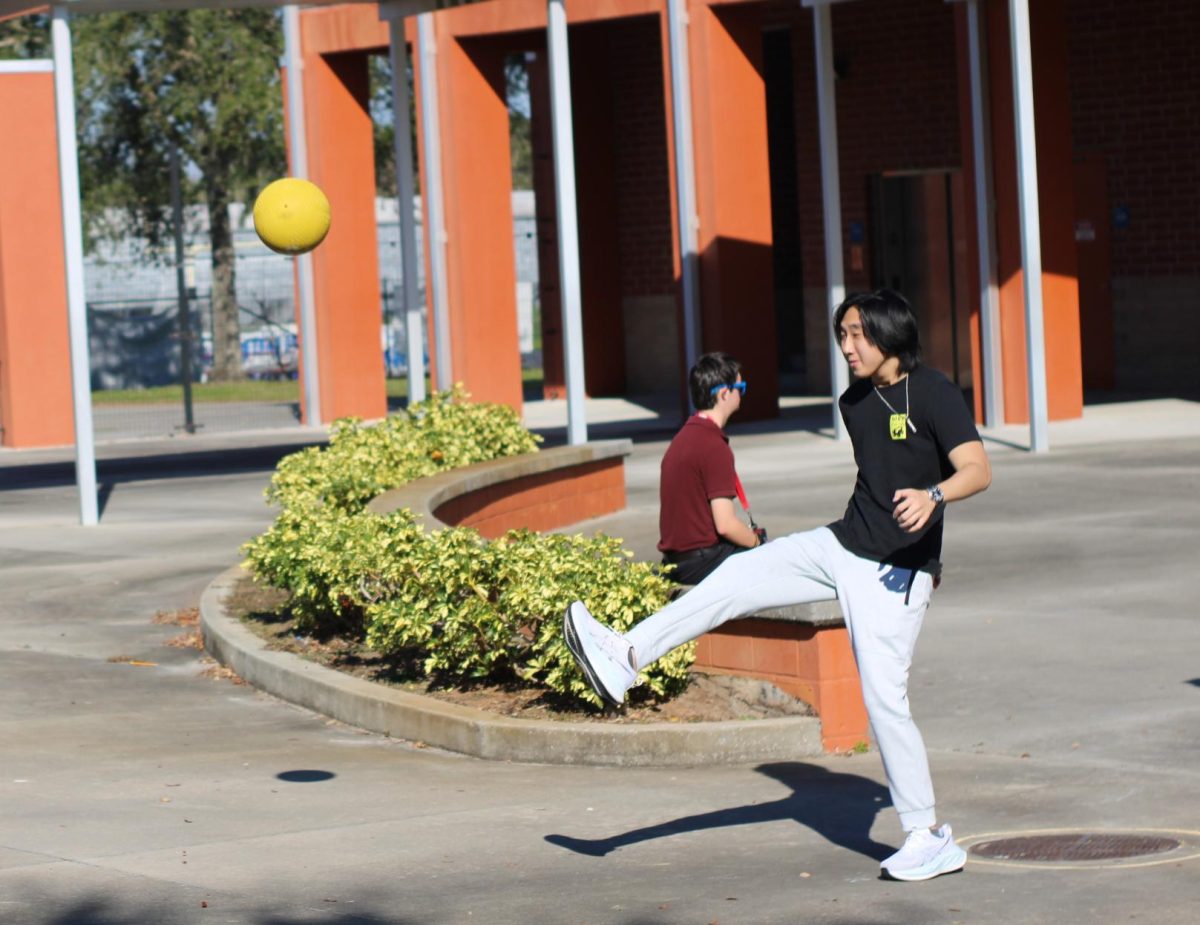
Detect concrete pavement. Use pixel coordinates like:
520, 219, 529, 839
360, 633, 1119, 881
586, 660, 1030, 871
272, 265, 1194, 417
2, 398, 1199, 923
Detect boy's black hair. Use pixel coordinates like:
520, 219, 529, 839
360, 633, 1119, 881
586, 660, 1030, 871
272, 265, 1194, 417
689, 352, 742, 411
832, 288, 923, 373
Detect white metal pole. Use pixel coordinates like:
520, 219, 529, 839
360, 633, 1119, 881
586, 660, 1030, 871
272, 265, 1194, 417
51, 6, 97, 526
1008, 0, 1049, 452
282, 5, 322, 427
546, 0, 587, 445
417, 13, 453, 391
387, 17, 427, 405
666, 0, 702, 378
966, 0, 1004, 428
811, 1, 848, 439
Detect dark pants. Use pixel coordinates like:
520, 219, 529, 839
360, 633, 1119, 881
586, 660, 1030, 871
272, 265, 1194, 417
661, 541, 745, 586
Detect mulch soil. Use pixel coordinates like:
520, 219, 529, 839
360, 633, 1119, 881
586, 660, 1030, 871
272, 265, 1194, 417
219, 576, 813, 725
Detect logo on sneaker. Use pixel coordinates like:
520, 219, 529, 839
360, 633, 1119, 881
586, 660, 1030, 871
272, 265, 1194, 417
882, 825, 967, 882
562, 602, 635, 706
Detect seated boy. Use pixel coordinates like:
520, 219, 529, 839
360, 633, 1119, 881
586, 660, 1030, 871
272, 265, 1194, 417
657, 352, 761, 586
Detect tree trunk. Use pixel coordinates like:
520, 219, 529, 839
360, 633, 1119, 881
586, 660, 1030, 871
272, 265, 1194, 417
206, 173, 242, 382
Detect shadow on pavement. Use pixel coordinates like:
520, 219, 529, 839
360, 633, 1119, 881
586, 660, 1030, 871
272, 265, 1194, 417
28, 899, 409, 925
545, 761, 894, 862
0, 441, 325, 494
1083, 388, 1200, 406
533, 400, 838, 450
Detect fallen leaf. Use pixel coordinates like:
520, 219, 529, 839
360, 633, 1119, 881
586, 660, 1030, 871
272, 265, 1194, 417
167, 631, 204, 650
154, 608, 200, 626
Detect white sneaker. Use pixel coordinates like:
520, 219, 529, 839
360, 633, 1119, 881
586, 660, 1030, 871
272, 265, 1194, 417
563, 601, 637, 705
881, 824, 967, 881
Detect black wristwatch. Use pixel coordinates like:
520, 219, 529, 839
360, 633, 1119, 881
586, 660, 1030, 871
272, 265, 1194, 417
926, 485, 945, 505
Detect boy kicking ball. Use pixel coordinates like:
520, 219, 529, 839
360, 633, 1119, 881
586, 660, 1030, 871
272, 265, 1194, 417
564, 289, 991, 882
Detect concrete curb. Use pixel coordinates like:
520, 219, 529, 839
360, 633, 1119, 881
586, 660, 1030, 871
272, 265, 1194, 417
200, 564, 824, 767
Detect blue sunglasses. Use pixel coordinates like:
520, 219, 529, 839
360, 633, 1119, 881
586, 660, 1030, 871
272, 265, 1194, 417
709, 381, 747, 396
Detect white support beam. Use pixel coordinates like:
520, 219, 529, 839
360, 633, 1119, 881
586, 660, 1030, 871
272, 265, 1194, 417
965, 0, 1004, 427
51, 6, 97, 525
417, 13, 453, 391
810, 0, 848, 439
0, 59, 53, 73
666, 0, 702, 380
282, 5, 322, 427
385, 14, 427, 405
1008, 0, 1049, 452
546, 0, 587, 445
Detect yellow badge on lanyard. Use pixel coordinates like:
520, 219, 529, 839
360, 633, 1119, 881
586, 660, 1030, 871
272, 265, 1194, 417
889, 413, 908, 440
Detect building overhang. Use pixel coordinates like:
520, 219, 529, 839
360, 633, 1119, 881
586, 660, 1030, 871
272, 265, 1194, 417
0, 0, 485, 21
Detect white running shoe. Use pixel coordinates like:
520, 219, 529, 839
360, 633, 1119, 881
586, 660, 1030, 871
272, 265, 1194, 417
563, 601, 637, 705
881, 824, 967, 881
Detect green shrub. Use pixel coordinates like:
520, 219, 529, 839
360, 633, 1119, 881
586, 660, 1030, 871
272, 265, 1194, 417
498, 531, 692, 705
266, 385, 541, 514
362, 529, 691, 707
243, 504, 425, 635
242, 388, 693, 710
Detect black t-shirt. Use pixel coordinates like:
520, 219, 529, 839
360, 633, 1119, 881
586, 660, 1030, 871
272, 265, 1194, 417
827, 365, 981, 575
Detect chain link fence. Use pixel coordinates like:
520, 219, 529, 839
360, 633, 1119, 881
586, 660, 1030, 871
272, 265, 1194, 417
88, 194, 539, 440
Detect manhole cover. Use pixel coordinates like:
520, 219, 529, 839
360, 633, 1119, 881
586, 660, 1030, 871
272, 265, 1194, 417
970, 833, 1181, 863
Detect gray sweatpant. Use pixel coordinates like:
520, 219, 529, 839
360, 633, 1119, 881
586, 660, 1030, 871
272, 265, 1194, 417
625, 526, 937, 831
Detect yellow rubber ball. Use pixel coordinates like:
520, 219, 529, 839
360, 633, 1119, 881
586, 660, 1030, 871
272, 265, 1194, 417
253, 178, 331, 255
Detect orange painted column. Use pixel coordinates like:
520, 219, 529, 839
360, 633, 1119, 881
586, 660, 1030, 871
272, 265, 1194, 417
431, 24, 523, 411
296, 10, 387, 423
0, 70, 74, 448
985, 0, 1083, 423
688, 1, 779, 421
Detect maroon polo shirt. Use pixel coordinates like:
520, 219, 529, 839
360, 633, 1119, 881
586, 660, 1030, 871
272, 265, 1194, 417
658, 414, 738, 553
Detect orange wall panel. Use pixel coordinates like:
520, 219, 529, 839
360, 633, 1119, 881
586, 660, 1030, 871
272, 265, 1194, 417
295, 20, 388, 423
0, 71, 73, 448
986, 0, 1083, 423
300, 5, 389, 55
688, 2, 779, 421
434, 0, 663, 39
437, 30, 523, 409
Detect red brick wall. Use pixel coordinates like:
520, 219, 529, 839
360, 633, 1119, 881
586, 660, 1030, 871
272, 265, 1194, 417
433, 459, 626, 539
610, 16, 676, 298
1065, 0, 1200, 276
693, 617, 869, 753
